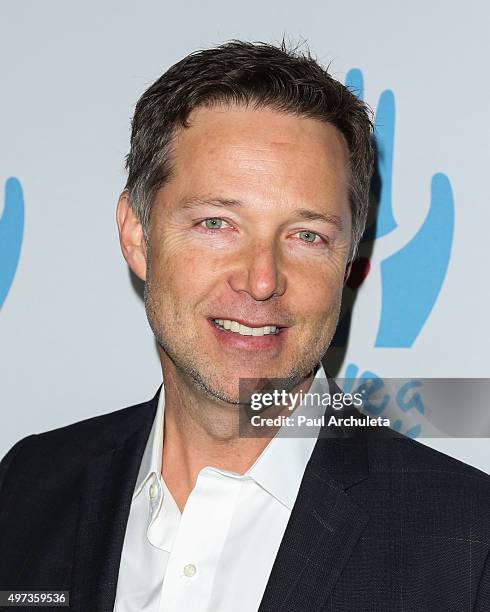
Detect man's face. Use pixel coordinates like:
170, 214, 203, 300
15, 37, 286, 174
143, 104, 352, 403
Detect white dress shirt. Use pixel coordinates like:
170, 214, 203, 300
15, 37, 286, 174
113, 364, 330, 612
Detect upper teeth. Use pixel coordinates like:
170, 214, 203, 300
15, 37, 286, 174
213, 319, 279, 336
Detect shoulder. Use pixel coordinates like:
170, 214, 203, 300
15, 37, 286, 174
369, 434, 490, 484
0, 387, 160, 489
365, 434, 490, 542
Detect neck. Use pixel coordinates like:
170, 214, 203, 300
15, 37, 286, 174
158, 354, 316, 512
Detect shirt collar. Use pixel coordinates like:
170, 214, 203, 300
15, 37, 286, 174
244, 363, 328, 509
132, 362, 330, 509
132, 380, 165, 501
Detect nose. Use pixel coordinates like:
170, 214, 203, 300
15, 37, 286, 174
228, 240, 287, 301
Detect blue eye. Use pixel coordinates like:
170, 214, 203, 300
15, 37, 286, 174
203, 218, 224, 229
298, 230, 320, 243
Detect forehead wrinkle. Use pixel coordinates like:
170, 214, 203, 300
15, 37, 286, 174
180, 196, 243, 210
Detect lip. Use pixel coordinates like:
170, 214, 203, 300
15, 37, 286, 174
206, 317, 288, 351
208, 316, 288, 329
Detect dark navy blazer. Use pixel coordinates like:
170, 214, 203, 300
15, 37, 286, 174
1, 377, 489, 611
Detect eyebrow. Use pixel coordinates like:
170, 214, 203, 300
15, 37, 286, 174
180, 196, 344, 232
293, 208, 344, 232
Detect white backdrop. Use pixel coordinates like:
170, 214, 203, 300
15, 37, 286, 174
1, 0, 489, 471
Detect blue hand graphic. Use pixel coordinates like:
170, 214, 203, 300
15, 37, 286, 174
0, 177, 24, 309
375, 173, 453, 347
345, 69, 454, 348
346, 69, 397, 239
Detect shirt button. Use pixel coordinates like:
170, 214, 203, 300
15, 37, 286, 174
149, 482, 158, 499
183, 563, 197, 577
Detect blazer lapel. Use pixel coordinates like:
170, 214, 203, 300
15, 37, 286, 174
258, 380, 372, 612
70, 390, 160, 612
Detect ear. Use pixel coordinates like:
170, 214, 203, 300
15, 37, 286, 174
116, 191, 147, 281
343, 260, 353, 286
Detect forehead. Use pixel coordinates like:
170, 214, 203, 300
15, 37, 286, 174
156, 104, 351, 222
170, 103, 350, 177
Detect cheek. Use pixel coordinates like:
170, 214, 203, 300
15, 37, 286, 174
150, 242, 215, 300
290, 269, 344, 319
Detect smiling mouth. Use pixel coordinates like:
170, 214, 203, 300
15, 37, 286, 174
211, 318, 283, 336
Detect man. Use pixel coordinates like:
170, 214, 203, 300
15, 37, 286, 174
0, 40, 489, 612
